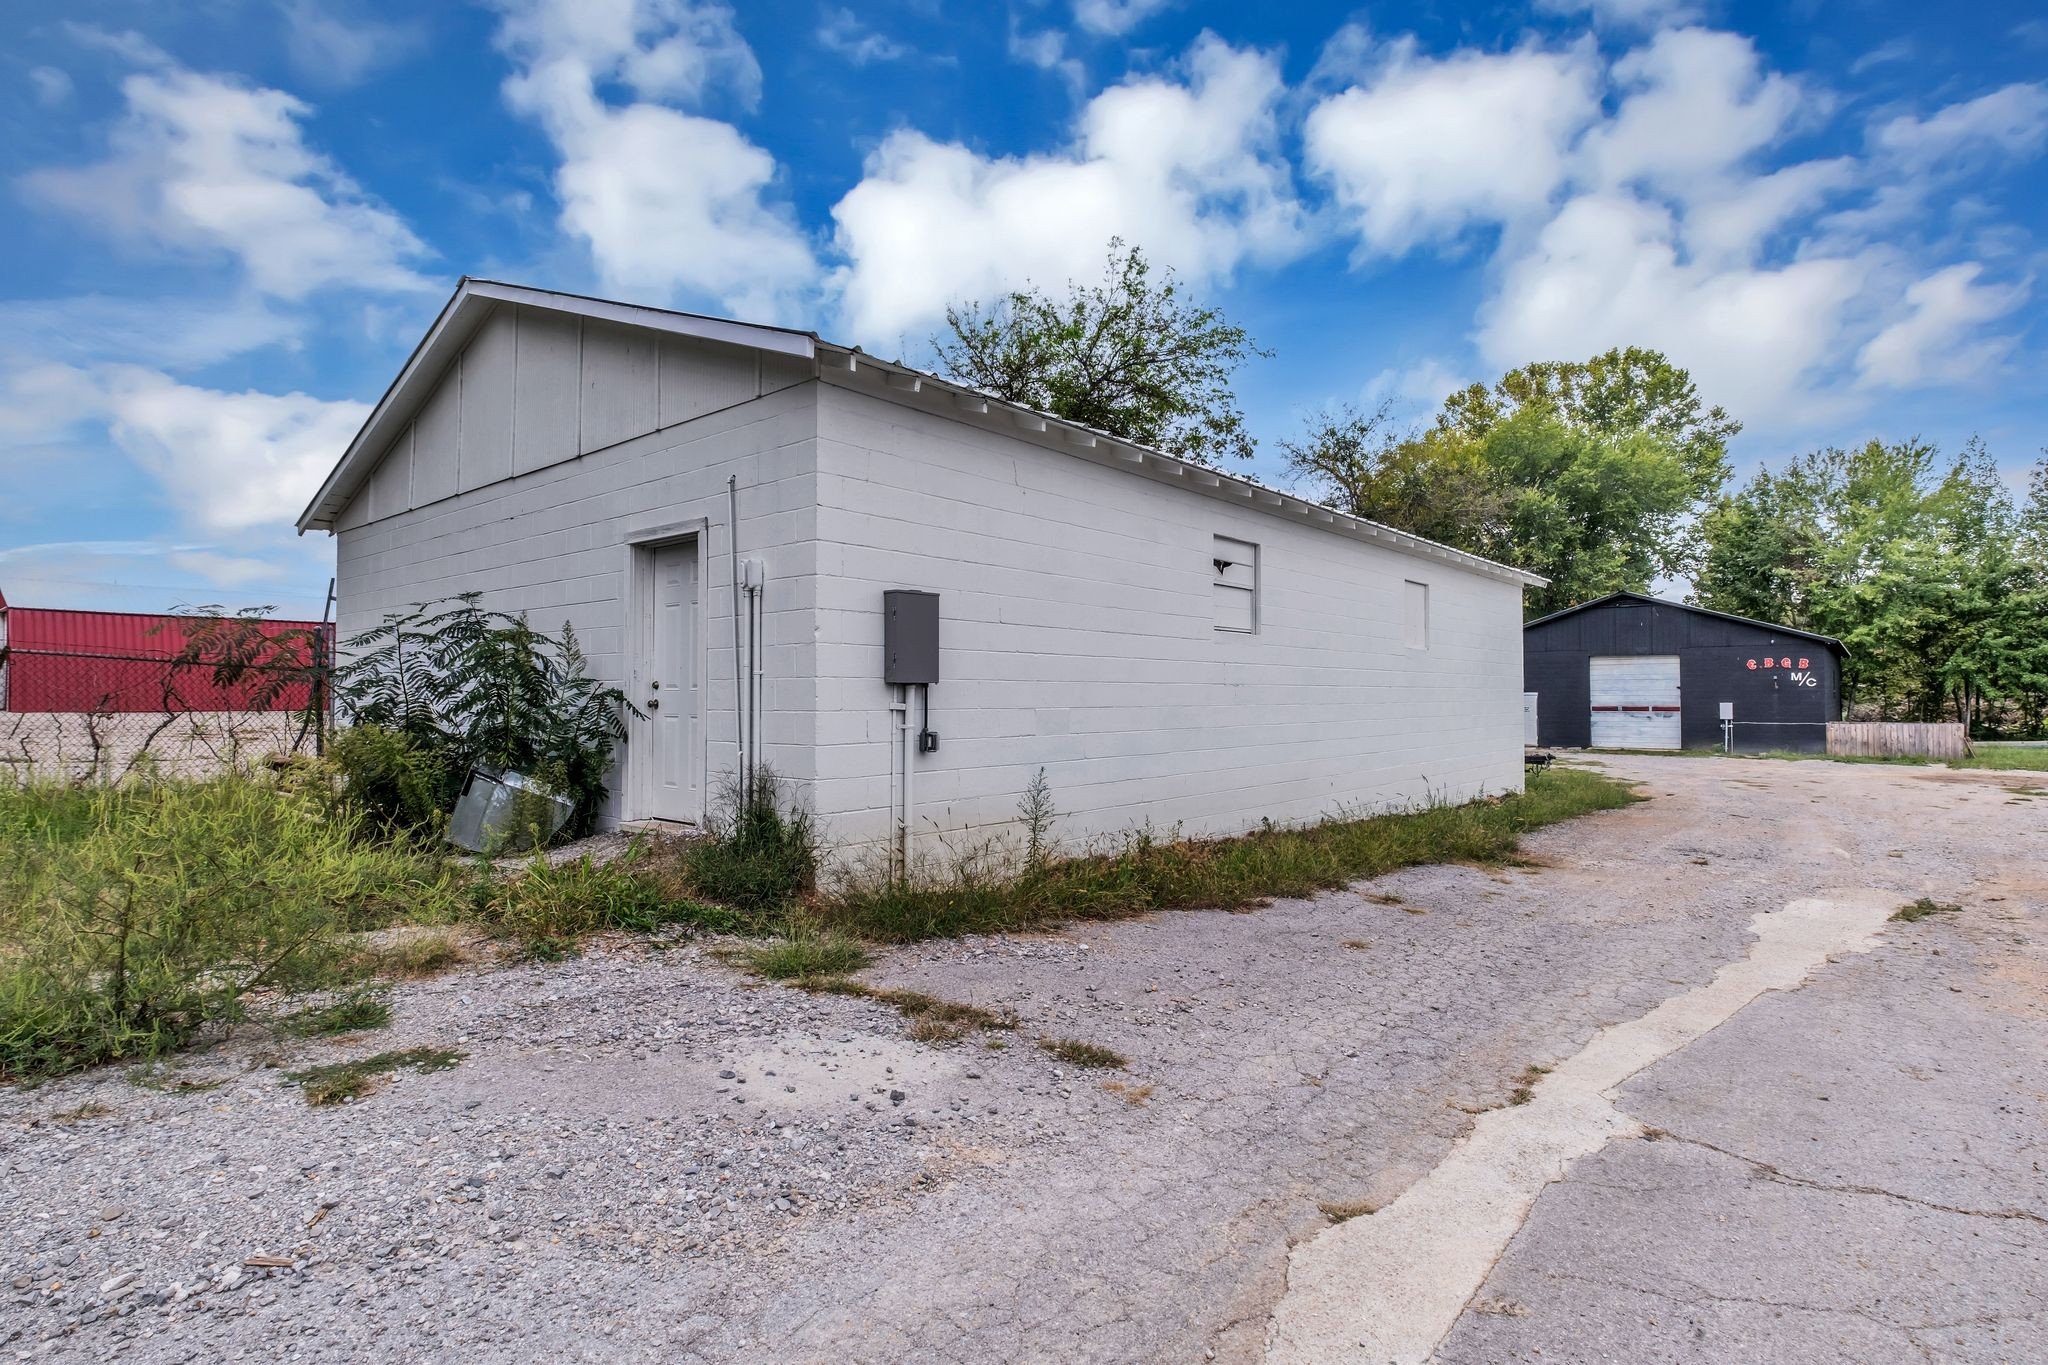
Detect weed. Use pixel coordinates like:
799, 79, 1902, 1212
1363, 892, 1404, 905
277, 991, 391, 1037
285, 1046, 465, 1106
1318, 1197, 1381, 1223
127, 1062, 225, 1093
1891, 897, 1961, 923
770, 970, 1013, 1042
684, 768, 818, 913
1101, 1080, 1153, 1105
1039, 1037, 1127, 1070
50, 1100, 112, 1122
868, 987, 1015, 1041
738, 931, 871, 981
1507, 1061, 1551, 1105
1341, 938, 1372, 950
823, 769, 1636, 944
473, 842, 735, 955
349, 926, 468, 979
1019, 767, 1058, 873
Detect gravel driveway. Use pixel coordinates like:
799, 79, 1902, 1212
4, 754, 2042, 1363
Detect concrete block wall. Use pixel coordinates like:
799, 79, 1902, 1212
332, 381, 822, 821
810, 382, 1528, 855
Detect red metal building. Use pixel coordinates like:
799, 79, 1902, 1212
0, 588, 330, 714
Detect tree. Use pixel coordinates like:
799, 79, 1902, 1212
1695, 438, 2048, 731
1280, 402, 1506, 546
1434, 346, 1739, 503
932, 240, 1268, 466
1283, 350, 1723, 615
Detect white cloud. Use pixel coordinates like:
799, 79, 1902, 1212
99, 368, 370, 532
1478, 194, 1870, 426
1681, 157, 1855, 266
278, 0, 428, 87
28, 66, 73, 105
0, 364, 104, 441
1580, 27, 1807, 197
490, 0, 817, 316
1363, 358, 1470, 416
1303, 38, 1599, 254
495, 0, 761, 107
1535, 0, 1699, 29
22, 64, 430, 299
0, 539, 330, 614
1848, 38, 1915, 77
1872, 82, 2048, 165
1072, 0, 1174, 38
0, 293, 299, 373
829, 35, 1301, 341
817, 8, 908, 64
1855, 263, 2027, 389
1008, 22, 1086, 97
166, 549, 284, 589
1307, 23, 2037, 428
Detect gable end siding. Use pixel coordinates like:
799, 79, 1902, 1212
332, 306, 813, 529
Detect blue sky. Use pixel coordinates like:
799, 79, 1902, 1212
1, 0, 2043, 618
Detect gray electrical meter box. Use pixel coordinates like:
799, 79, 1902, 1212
884, 590, 940, 684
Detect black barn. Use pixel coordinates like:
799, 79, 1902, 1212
1524, 592, 1844, 752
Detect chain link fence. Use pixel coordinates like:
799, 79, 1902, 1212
0, 647, 327, 783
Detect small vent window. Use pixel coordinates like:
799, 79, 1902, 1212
1403, 579, 1429, 650
1213, 535, 1257, 633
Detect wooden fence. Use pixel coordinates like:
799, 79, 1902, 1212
1826, 722, 1969, 760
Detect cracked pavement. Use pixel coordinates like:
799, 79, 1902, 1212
4, 753, 2042, 1362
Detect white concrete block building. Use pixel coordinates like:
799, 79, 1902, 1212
298, 280, 1541, 858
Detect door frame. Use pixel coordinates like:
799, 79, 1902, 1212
1588, 654, 1682, 750
623, 519, 708, 824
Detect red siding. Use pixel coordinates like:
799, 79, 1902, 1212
0, 607, 330, 714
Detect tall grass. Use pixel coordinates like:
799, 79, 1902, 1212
821, 768, 1637, 943
0, 776, 463, 1079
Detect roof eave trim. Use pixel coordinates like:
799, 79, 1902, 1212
1523, 590, 1845, 651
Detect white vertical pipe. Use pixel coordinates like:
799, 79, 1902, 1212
728, 476, 744, 796
892, 684, 913, 876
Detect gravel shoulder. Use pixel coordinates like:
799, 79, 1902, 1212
3, 755, 2041, 1362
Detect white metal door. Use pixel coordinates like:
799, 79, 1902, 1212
640, 542, 701, 822
1523, 692, 1540, 745
1589, 656, 1681, 749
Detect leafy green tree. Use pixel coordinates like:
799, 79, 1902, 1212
1433, 346, 1738, 504
1284, 351, 1722, 615
932, 239, 1268, 466
1696, 439, 2047, 732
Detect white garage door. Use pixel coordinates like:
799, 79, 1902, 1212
1590, 655, 1681, 749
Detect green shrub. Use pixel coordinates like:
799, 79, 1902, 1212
0, 776, 464, 1080
329, 724, 457, 837
684, 768, 819, 913
335, 596, 634, 839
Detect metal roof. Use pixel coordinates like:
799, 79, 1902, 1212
1522, 590, 1846, 652
296, 279, 1547, 588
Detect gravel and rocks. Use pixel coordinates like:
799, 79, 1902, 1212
3, 755, 2042, 1362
